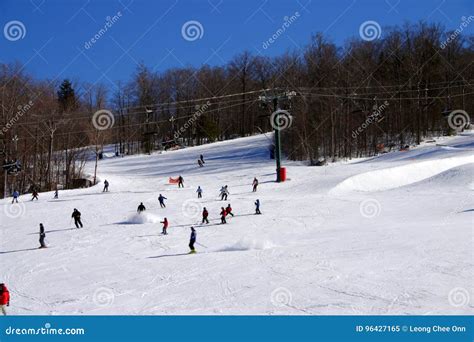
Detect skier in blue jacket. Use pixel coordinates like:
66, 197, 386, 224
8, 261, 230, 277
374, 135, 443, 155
158, 194, 167, 208
189, 227, 197, 253
255, 199, 261, 215
11, 190, 19, 204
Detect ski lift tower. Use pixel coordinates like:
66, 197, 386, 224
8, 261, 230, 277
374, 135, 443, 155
258, 89, 296, 182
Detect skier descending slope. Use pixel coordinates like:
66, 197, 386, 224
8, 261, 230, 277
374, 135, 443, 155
202, 207, 209, 224
252, 177, 259, 192
53, 189, 59, 199
72, 209, 83, 228
189, 227, 197, 253
196, 186, 203, 198
255, 199, 261, 215
11, 190, 19, 203
225, 204, 234, 217
178, 175, 184, 188
199, 154, 205, 164
137, 202, 146, 214
0, 284, 10, 316
31, 190, 39, 201
39, 223, 47, 248
103, 180, 109, 192
158, 194, 167, 208
161, 217, 169, 235
219, 185, 229, 200
220, 207, 227, 224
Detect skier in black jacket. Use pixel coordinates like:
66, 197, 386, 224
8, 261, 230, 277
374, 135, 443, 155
137, 202, 146, 214
72, 209, 83, 228
39, 223, 46, 248
158, 194, 167, 208
189, 227, 196, 253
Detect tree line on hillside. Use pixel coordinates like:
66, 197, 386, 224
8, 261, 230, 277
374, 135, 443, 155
0, 21, 472, 196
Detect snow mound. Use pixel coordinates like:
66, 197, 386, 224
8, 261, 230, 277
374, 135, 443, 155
124, 213, 162, 224
330, 155, 474, 193
217, 237, 275, 252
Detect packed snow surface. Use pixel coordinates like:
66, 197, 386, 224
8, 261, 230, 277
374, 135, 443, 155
1, 132, 473, 315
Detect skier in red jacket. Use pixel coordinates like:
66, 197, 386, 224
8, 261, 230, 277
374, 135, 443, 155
161, 218, 169, 235
220, 207, 227, 224
202, 208, 209, 224
225, 204, 234, 217
0, 283, 10, 315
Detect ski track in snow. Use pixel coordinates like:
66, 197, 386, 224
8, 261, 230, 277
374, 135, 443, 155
1, 133, 473, 315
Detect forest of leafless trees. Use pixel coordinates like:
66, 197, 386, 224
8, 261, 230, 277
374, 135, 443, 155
1, 21, 472, 197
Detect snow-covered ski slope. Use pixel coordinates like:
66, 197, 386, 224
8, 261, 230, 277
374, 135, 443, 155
1, 132, 473, 315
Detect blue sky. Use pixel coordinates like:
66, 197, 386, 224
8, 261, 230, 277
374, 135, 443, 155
0, 0, 472, 88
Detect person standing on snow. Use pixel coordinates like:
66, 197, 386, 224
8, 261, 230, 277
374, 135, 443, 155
220, 207, 227, 224
137, 202, 146, 214
31, 190, 39, 201
219, 185, 229, 201
103, 180, 109, 192
158, 194, 167, 208
225, 204, 234, 217
53, 189, 59, 199
72, 208, 83, 228
39, 223, 47, 248
252, 177, 259, 192
0, 283, 10, 316
178, 175, 184, 188
202, 207, 209, 224
200, 154, 205, 164
11, 190, 19, 203
196, 186, 203, 199
161, 217, 169, 235
255, 199, 261, 215
189, 227, 197, 253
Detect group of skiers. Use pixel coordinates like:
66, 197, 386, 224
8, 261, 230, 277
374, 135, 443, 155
2, 153, 266, 312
